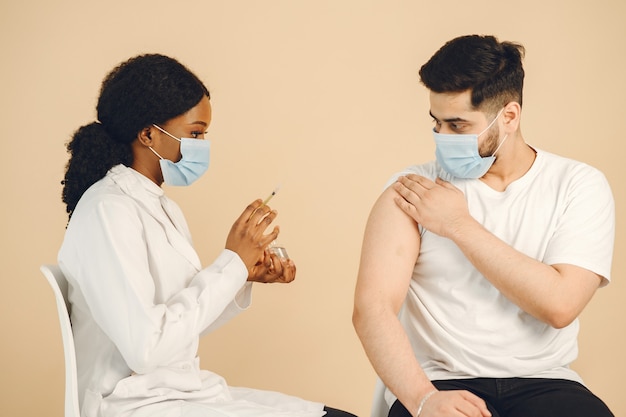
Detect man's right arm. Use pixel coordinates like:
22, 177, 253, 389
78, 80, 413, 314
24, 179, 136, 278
353, 186, 492, 417
352, 186, 435, 413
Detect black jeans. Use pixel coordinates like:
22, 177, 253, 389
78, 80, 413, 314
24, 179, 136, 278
324, 406, 358, 417
388, 378, 614, 417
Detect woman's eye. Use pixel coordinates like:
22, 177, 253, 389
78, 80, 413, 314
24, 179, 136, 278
190, 131, 208, 139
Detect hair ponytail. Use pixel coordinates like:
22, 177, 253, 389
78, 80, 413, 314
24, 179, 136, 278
62, 122, 132, 219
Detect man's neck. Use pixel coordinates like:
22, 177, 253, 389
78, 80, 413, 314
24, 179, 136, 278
480, 136, 536, 192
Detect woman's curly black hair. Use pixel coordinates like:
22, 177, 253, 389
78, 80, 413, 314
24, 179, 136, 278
62, 54, 210, 220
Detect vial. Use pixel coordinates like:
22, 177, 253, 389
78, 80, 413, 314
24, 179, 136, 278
268, 240, 289, 260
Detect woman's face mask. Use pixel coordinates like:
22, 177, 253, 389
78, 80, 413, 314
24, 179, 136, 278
433, 109, 507, 179
149, 124, 211, 186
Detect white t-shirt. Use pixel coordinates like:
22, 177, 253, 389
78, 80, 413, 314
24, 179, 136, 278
388, 148, 614, 383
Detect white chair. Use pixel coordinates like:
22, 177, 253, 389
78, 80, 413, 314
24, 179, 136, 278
41, 264, 81, 417
371, 377, 389, 417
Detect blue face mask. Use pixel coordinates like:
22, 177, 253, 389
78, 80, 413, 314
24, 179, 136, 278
434, 109, 507, 179
149, 124, 211, 186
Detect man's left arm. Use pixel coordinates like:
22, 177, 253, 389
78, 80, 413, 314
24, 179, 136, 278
392, 174, 611, 329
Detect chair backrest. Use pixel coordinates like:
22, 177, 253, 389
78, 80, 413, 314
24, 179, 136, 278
41, 264, 81, 417
371, 377, 389, 417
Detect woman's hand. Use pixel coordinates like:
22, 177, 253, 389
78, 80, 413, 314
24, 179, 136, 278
225, 199, 280, 274
248, 250, 297, 283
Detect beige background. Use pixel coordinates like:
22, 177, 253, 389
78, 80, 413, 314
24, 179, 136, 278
1, 1, 624, 416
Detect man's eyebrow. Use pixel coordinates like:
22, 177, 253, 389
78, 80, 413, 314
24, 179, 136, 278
429, 111, 469, 123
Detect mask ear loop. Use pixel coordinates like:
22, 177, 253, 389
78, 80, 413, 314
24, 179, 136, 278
152, 124, 182, 142
478, 108, 506, 137
480, 108, 508, 158
148, 146, 164, 160
149, 124, 182, 160
491, 108, 510, 157
492, 134, 509, 157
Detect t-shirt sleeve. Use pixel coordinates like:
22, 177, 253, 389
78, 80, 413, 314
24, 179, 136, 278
543, 165, 615, 285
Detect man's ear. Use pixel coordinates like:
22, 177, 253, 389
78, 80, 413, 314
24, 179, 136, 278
503, 101, 521, 132
136, 126, 154, 147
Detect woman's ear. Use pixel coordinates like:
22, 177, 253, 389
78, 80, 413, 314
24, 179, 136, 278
136, 126, 153, 146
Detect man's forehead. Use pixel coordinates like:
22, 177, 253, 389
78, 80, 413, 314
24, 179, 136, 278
429, 91, 485, 121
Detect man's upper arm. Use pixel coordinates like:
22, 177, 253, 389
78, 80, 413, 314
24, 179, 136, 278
355, 187, 421, 313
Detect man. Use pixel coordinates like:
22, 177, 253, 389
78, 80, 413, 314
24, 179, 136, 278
353, 35, 615, 417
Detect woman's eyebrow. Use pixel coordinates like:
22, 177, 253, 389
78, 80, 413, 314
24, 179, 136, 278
187, 121, 209, 127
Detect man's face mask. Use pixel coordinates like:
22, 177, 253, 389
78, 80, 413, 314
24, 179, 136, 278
433, 108, 508, 179
149, 124, 211, 186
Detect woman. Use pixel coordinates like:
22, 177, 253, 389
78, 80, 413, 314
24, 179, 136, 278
58, 54, 353, 417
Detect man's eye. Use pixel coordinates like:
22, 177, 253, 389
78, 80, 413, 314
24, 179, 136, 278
450, 123, 468, 132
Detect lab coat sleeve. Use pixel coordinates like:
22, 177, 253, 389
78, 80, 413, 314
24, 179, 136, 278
62, 195, 250, 374
200, 281, 253, 337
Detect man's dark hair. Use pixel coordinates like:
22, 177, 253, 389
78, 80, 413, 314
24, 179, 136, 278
419, 35, 525, 112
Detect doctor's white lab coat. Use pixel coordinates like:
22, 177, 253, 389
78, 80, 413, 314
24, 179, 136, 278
58, 165, 324, 417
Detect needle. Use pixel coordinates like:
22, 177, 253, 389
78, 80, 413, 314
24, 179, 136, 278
248, 185, 281, 221
262, 185, 280, 205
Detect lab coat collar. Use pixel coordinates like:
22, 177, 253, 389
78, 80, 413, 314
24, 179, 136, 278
107, 165, 202, 271
109, 164, 164, 198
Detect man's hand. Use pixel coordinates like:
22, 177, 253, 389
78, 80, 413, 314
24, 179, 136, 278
392, 175, 473, 238
418, 390, 491, 417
